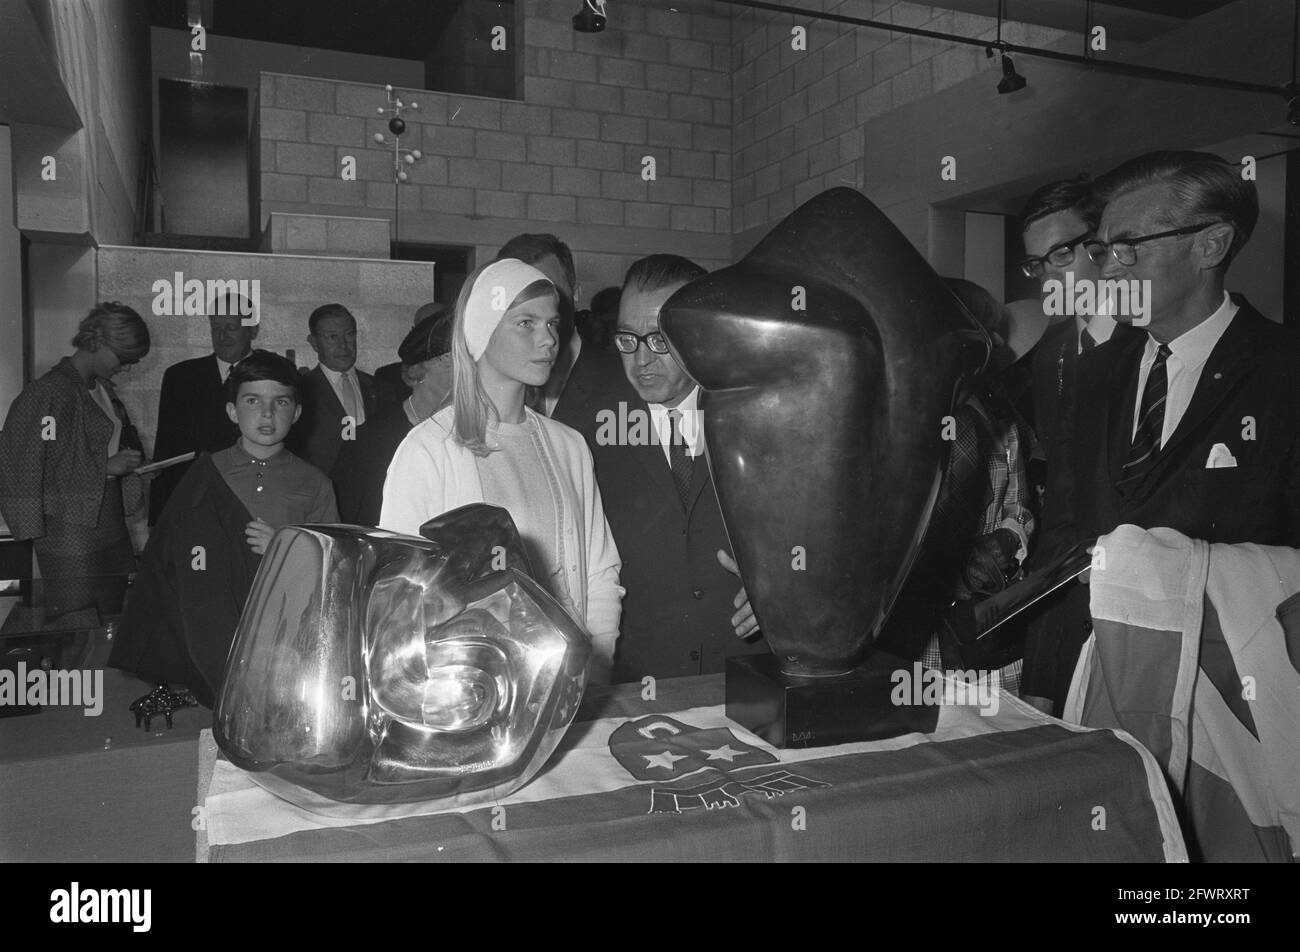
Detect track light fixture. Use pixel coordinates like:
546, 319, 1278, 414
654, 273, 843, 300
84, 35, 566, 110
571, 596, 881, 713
985, 46, 1027, 94
573, 0, 607, 33
998, 53, 1027, 94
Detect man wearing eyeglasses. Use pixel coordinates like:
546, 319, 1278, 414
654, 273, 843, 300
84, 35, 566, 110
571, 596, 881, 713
1022, 150, 1300, 716
575, 254, 760, 682
1021, 177, 1142, 467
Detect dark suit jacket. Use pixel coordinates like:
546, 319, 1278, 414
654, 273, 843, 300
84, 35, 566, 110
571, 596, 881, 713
149, 354, 239, 523
290, 365, 383, 478
1024, 301, 1300, 709
375, 362, 410, 403
332, 403, 414, 526
1030, 319, 1144, 466
568, 393, 767, 681
551, 341, 636, 433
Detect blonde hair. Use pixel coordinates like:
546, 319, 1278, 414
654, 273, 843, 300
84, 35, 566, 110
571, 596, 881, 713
451, 265, 557, 457
71, 301, 151, 363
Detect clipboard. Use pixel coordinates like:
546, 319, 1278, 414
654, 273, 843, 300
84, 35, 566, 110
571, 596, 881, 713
133, 451, 197, 476
940, 540, 1095, 656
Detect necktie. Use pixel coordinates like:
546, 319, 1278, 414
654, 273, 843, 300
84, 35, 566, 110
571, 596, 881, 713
1080, 327, 1097, 353
1118, 343, 1171, 494
339, 371, 359, 421
667, 409, 693, 511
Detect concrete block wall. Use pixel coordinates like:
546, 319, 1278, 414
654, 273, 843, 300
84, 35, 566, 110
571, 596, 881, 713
263, 212, 392, 258
731, 0, 1070, 254
96, 246, 433, 456
258, 0, 733, 302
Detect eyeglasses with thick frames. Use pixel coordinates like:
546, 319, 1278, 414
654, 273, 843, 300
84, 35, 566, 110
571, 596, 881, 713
1087, 221, 1222, 267
1019, 232, 1105, 279
613, 330, 670, 355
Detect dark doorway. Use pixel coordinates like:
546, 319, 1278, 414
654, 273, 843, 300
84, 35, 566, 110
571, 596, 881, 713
158, 78, 252, 238
392, 242, 473, 308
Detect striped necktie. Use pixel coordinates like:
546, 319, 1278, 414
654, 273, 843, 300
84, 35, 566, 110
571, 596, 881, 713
667, 409, 693, 511
1117, 343, 1171, 494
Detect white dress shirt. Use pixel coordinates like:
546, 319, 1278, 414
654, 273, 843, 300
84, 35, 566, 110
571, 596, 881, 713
1131, 291, 1238, 446
216, 356, 234, 382
320, 364, 366, 426
647, 386, 703, 469
1075, 310, 1117, 353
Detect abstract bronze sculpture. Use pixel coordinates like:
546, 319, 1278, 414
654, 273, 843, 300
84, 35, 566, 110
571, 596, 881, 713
213, 505, 589, 806
659, 187, 989, 745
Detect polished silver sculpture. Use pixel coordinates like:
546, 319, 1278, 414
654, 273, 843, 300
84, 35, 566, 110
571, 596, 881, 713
213, 505, 589, 806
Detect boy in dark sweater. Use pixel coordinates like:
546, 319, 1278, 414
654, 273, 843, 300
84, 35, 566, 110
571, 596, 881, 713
111, 351, 337, 708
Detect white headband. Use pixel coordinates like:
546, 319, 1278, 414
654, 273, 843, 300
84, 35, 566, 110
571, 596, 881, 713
463, 259, 554, 360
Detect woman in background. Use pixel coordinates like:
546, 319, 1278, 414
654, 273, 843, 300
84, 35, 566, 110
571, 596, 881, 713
381, 259, 624, 680
0, 302, 150, 617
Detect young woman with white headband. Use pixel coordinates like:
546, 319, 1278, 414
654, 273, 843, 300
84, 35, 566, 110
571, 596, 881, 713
380, 258, 624, 680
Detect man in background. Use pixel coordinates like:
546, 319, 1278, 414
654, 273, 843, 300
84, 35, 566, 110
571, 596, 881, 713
1021, 175, 1139, 465
290, 303, 383, 479
1024, 150, 1300, 715
493, 233, 635, 428
149, 294, 254, 523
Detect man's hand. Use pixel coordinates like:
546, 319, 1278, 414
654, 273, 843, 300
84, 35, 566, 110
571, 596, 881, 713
105, 449, 143, 476
716, 549, 760, 639
961, 528, 1021, 595
245, 518, 275, 555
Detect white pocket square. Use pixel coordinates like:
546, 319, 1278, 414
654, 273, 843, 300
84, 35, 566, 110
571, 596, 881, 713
1205, 443, 1237, 469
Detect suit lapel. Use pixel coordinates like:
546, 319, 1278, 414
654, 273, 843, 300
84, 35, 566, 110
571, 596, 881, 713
206, 354, 223, 391
1134, 307, 1261, 498
314, 366, 345, 418
1104, 333, 1146, 489
636, 401, 678, 504
359, 371, 380, 418
683, 445, 711, 517
558, 344, 591, 411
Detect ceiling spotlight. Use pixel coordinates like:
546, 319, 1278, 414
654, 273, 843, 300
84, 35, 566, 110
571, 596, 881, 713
573, 0, 607, 33
997, 54, 1027, 94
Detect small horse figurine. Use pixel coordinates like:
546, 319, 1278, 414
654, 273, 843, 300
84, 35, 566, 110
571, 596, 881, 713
129, 684, 199, 730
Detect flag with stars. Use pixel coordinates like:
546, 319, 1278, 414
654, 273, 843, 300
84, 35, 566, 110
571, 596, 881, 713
608, 714, 778, 782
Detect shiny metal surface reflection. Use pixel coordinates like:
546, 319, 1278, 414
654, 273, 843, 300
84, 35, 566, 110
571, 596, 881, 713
659, 187, 989, 677
213, 505, 590, 806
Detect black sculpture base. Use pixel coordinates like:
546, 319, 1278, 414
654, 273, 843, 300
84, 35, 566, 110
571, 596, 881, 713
726, 651, 939, 749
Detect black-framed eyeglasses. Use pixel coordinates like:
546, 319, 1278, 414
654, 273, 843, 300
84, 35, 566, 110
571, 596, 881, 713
1019, 232, 1105, 279
1088, 221, 1221, 267
613, 330, 670, 355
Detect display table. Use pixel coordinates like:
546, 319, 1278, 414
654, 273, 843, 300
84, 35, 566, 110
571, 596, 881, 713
0, 622, 206, 863
199, 674, 1186, 863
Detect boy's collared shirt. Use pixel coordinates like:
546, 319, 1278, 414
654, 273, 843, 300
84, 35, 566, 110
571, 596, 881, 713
213, 443, 338, 528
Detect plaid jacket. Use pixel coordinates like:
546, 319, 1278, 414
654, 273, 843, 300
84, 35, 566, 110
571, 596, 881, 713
0, 358, 134, 539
